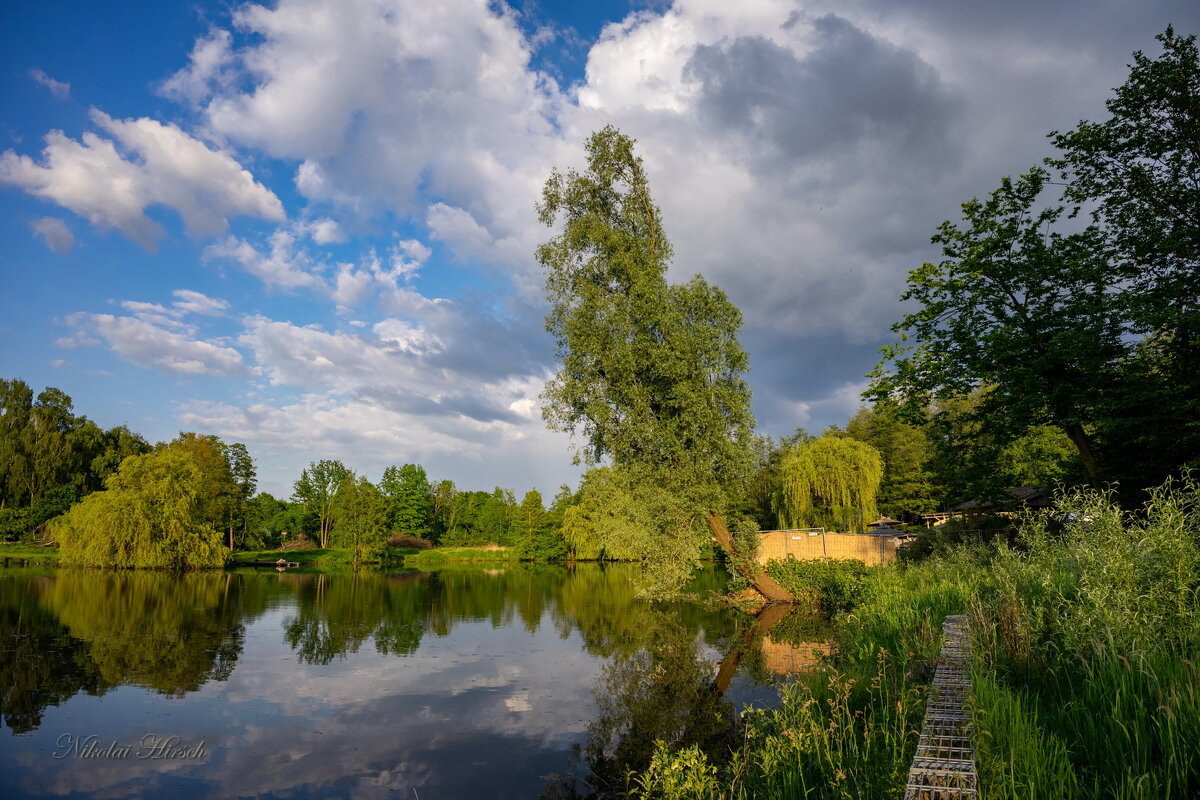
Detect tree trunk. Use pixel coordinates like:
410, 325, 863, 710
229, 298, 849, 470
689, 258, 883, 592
711, 601, 794, 694
1062, 422, 1100, 483
706, 514, 794, 603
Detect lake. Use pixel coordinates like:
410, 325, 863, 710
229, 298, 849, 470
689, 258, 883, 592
0, 564, 807, 799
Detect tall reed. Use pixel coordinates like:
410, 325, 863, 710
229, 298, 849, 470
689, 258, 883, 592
633, 479, 1200, 799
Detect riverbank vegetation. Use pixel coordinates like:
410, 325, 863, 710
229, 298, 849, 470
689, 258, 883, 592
631, 480, 1200, 799
0, 543, 59, 565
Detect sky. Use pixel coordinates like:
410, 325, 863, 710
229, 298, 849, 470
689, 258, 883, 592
1, 0, 1196, 499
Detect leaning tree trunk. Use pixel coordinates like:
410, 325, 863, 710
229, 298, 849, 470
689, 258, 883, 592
711, 601, 794, 694
706, 514, 794, 603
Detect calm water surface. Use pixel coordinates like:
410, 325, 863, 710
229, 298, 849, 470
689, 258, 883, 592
0, 564, 798, 799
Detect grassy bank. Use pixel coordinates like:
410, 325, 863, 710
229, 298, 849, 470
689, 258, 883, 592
403, 545, 518, 567
229, 547, 418, 568
0, 543, 60, 565
631, 480, 1200, 799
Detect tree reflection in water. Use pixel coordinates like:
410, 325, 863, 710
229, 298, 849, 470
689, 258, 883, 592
0, 561, 812, 800
0, 570, 273, 732
542, 594, 828, 799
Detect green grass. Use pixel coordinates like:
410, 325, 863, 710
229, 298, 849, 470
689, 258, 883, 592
403, 545, 518, 567
633, 480, 1200, 799
229, 548, 359, 567
0, 542, 60, 564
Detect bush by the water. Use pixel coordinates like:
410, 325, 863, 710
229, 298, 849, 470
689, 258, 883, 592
765, 557, 871, 613
387, 533, 434, 550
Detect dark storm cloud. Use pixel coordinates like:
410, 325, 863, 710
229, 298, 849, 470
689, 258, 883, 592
852, 0, 1200, 53
684, 14, 965, 172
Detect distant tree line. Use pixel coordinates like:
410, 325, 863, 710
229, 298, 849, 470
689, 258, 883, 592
1, 377, 579, 566
0, 378, 152, 540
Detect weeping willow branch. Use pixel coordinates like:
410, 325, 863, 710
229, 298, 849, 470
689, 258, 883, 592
775, 437, 883, 533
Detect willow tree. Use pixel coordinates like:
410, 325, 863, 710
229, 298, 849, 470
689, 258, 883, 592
538, 126, 789, 600
775, 436, 883, 533
50, 437, 229, 569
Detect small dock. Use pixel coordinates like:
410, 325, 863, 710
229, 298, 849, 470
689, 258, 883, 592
904, 614, 977, 799
241, 559, 300, 568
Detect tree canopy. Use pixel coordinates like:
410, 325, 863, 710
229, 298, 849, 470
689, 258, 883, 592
380, 463, 433, 539
537, 126, 760, 594
0, 379, 150, 514
292, 459, 351, 549
843, 405, 937, 521
869, 29, 1200, 501
50, 435, 232, 569
867, 168, 1121, 483
774, 436, 883, 533
538, 125, 755, 499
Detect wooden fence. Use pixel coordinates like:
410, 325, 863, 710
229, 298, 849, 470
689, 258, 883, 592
756, 529, 906, 566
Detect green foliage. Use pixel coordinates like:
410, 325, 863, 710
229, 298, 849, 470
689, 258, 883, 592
562, 466, 710, 595
1048, 29, 1200, 499
217, 440, 256, 550
292, 459, 351, 549
50, 436, 230, 569
844, 405, 938, 520
509, 488, 570, 561
968, 481, 1200, 798
1051, 28, 1200, 334
996, 424, 1081, 487
872, 30, 1200, 499
0, 508, 33, 542
242, 491, 289, 550
765, 558, 873, 614
380, 463, 433, 539
331, 474, 391, 564
437, 487, 515, 546
0, 379, 151, 511
774, 436, 883, 533
87, 424, 151, 488
868, 169, 1120, 484
537, 126, 756, 586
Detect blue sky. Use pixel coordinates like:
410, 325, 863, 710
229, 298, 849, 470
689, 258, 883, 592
2, 0, 1196, 498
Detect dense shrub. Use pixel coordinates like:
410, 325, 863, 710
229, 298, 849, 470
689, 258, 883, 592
387, 533, 433, 550
765, 557, 872, 613
0, 508, 32, 542
279, 533, 316, 551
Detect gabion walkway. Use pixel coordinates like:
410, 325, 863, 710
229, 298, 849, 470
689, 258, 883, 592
903, 614, 978, 799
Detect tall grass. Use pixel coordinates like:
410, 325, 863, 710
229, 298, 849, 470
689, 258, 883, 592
631, 649, 924, 800
632, 548, 987, 799
632, 479, 1200, 799
969, 480, 1200, 799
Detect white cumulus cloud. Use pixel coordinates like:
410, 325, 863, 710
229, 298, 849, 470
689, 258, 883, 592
0, 109, 284, 248
62, 312, 247, 377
